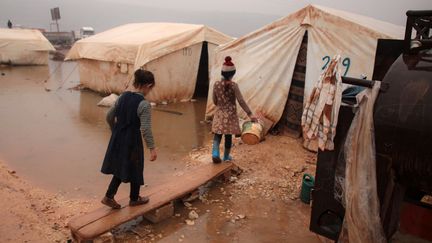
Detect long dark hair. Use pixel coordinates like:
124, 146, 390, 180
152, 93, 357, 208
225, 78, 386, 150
222, 71, 235, 91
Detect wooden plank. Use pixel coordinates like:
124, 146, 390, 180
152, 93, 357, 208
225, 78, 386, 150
68, 187, 160, 232
69, 162, 234, 240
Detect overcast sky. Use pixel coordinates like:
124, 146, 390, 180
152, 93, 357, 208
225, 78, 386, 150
1, 0, 431, 37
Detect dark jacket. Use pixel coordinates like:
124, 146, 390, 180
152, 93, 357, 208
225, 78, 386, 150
101, 92, 145, 185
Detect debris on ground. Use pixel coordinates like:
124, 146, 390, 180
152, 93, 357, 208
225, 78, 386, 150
185, 219, 195, 226
184, 135, 316, 202
188, 210, 199, 220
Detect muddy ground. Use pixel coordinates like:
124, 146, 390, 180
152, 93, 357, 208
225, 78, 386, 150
0, 134, 328, 243
1, 61, 427, 242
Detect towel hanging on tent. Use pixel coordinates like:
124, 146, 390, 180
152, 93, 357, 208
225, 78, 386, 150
301, 55, 343, 151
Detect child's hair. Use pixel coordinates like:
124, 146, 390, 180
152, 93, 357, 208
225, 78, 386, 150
133, 69, 155, 88
222, 71, 235, 81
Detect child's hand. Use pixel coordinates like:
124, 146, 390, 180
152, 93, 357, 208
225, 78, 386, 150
250, 114, 258, 123
150, 148, 157, 161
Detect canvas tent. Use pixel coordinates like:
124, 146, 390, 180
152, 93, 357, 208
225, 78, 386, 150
205, 5, 405, 133
0, 28, 55, 65
66, 23, 233, 103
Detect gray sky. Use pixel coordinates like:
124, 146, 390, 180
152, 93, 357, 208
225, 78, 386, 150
1, 0, 431, 37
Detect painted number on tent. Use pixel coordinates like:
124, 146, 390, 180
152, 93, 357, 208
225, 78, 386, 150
182, 47, 192, 56
321, 55, 351, 76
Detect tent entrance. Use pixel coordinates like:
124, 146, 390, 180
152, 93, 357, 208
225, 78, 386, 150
274, 31, 308, 137
193, 42, 209, 98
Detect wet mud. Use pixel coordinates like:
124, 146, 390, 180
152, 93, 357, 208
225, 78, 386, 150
0, 61, 211, 200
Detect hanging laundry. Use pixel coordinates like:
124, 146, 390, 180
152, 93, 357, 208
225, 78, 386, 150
301, 55, 343, 151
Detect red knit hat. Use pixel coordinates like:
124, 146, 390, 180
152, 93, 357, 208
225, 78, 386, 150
221, 56, 236, 73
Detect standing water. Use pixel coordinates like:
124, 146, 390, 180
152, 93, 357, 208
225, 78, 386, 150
0, 60, 212, 199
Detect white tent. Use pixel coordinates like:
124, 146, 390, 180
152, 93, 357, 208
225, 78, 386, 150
205, 5, 405, 127
0, 28, 55, 65
66, 23, 233, 103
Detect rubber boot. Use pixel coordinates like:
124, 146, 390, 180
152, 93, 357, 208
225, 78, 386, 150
223, 147, 232, 161
212, 138, 221, 163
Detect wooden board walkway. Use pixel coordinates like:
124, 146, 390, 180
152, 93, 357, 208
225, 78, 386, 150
68, 162, 234, 242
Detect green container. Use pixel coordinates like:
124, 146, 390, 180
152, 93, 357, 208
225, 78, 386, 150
300, 173, 315, 204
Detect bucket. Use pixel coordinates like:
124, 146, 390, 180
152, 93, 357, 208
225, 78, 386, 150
241, 121, 263, 145
300, 173, 315, 204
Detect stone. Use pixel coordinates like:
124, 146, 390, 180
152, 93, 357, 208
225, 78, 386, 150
185, 219, 195, 226
94, 232, 114, 243
183, 202, 192, 208
188, 210, 199, 220
183, 190, 199, 202
144, 202, 174, 223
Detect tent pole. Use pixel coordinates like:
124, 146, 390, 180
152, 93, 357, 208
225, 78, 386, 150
341, 76, 389, 92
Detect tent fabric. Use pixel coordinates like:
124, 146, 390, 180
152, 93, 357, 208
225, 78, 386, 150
278, 32, 308, 137
0, 28, 55, 65
66, 23, 232, 70
205, 5, 405, 125
74, 42, 213, 102
66, 23, 233, 102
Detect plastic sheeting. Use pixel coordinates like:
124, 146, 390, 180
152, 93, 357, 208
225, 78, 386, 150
338, 81, 386, 243
205, 5, 404, 125
0, 28, 55, 65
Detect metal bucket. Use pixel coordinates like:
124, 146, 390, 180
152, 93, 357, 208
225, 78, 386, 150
241, 121, 263, 145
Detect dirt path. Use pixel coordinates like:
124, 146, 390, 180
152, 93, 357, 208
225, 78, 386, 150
0, 160, 97, 242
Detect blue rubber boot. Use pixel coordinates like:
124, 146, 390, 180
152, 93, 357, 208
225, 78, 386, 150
223, 147, 232, 161
212, 135, 222, 163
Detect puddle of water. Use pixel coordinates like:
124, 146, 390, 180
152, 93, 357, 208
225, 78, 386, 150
113, 182, 321, 243
0, 61, 212, 199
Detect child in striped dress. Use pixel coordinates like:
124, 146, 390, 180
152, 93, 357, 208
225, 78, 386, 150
101, 69, 157, 209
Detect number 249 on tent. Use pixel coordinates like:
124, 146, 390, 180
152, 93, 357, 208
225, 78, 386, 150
321, 55, 351, 76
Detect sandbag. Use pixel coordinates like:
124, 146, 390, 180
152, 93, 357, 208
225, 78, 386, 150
97, 93, 118, 107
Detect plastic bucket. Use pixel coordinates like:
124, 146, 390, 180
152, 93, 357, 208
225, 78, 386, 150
300, 173, 315, 204
241, 121, 263, 145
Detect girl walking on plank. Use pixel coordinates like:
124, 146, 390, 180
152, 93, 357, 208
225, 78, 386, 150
101, 69, 157, 209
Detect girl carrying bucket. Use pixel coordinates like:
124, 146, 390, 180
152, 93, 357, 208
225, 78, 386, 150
211, 56, 257, 163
